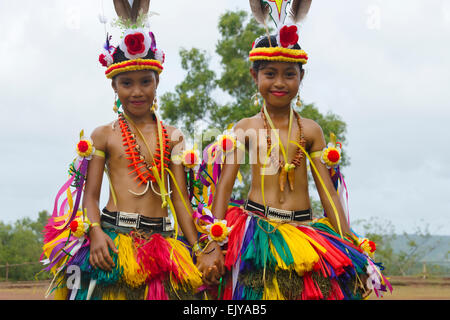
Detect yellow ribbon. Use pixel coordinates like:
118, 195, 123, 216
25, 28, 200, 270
289, 140, 344, 238
259, 105, 344, 238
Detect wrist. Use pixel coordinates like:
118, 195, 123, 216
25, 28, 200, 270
88, 222, 101, 235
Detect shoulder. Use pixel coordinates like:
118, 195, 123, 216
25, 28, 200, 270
90, 121, 116, 151
163, 124, 185, 148
300, 117, 326, 151
301, 117, 323, 136
234, 113, 263, 132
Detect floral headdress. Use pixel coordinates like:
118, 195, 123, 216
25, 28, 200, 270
99, 0, 165, 79
249, 0, 312, 65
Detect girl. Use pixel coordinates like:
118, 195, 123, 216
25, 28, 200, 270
203, 0, 391, 300
41, 0, 222, 300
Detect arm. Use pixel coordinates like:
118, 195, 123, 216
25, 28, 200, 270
211, 122, 247, 220
83, 126, 118, 271
308, 122, 351, 236
168, 129, 225, 284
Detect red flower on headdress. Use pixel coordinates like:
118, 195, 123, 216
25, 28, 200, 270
124, 32, 146, 56
279, 25, 299, 48
99, 54, 108, 67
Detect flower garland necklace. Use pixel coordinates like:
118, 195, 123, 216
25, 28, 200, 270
118, 111, 170, 196
261, 103, 306, 192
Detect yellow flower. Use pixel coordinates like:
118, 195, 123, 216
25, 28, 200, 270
181, 149, 200, 169
76, 138, 94, 159
321, 145, 341, 168
217, 134, 237, 153
69, 218, 88, 238
205, 220, 232, 246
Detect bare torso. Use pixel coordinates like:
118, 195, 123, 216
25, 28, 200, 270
100, 117, 178, 218
239, 112, 316, 212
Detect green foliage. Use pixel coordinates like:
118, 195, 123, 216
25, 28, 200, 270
0, 210, 50, 281
353, 217, 448, 276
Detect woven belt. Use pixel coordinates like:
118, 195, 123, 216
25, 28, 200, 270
101, 208, 173, 232
244, 199, 312, 222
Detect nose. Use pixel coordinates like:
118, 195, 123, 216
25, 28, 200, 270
273, 75, 285, 89
131, 85, 144, 98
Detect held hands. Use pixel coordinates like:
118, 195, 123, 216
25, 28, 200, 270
88, 226, 118, 271
196, 241, 225, 286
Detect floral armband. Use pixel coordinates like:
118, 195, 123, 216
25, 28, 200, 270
205, 219, 232, 246
193, 205, 232, 251
69, 218, 91, 238
320, 133, 342, 169
357, 238, 377, 258
217, 131, 240, 155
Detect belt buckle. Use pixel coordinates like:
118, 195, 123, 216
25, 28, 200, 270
164, 217, 173, 231
266, 207, 294, 222
117, 212, 139, 228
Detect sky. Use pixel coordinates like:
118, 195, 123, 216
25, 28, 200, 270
0, 0, 449, 235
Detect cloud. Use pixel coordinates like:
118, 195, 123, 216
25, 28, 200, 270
0, 0, 448, 235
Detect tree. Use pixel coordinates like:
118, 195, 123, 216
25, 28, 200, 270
160, 10, 348, 199
0, 210, 50, 281
352, 217, 444, 276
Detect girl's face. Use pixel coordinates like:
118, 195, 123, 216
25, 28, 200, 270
251, 61, 303, 109
112, 70, 159, 117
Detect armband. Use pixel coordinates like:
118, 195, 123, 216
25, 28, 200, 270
181, 148, 200, 170
69, 218, 91, 238
320, 133, 342, 168
358, 238, 377, 257
205, 219, 232, 246
76, 130, 95, 160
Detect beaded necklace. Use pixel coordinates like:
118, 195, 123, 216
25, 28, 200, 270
118, 112, 170, 195
261, 106, 306, 192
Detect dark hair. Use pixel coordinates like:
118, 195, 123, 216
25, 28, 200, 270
252, 35, 304, 72
112, 46, 157, 64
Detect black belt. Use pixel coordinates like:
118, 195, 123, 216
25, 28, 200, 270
101, 208, 173, 232
244, 199, 312, 222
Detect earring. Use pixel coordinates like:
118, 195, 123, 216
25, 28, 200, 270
296, 94, 302, 108
113, 92, 121, 113
151, 96, 158, 113
253, 92, 260, 107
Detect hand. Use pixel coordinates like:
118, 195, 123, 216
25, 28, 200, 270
196, 241, 225, 286
88, 227, 118, 271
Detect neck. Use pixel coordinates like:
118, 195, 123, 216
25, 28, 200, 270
122, 110, 156, 126
264, 102, 292, 120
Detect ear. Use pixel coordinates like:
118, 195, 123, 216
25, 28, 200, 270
249, 68, 258, 85
300, 68, 305, 82
154, 72, 160, 88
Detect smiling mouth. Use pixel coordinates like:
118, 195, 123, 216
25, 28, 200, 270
270, 91, 288, 97
130, 101, 146, 105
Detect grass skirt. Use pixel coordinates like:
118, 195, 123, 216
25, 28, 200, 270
221, 206, 391, 300
44, 225, 203, 300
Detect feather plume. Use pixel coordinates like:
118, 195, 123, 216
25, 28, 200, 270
131, 0, 150, 22
113, 0, 132, 22
289, 0, 312, 23
249, 0, 270, 25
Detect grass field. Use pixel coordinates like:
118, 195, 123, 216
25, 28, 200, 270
0, 277, 449, 300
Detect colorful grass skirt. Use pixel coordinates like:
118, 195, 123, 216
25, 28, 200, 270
43, 222, 203, 300
220, 206, 391, 300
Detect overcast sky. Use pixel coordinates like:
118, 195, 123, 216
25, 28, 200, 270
0, 0, 449, 235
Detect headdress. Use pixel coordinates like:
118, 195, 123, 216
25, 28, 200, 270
249, 0, 312, 65
99, 0, 165, 79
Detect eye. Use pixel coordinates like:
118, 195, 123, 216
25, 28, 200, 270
285, 70, 298, 77
121, 81, 131, 86
264, 71, 275, 77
